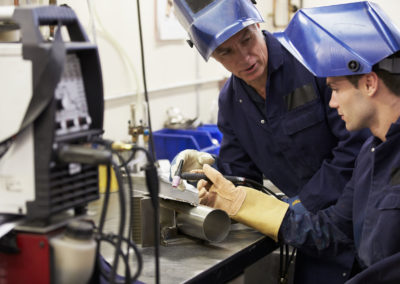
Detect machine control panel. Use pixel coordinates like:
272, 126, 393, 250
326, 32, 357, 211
55, 54, 92, 136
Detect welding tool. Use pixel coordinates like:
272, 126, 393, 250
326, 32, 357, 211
171, 159, 184, 188
180, 172, 281, 199
181, 172, 244, 184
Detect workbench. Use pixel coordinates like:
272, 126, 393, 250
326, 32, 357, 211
138, 223, 277, 283
89, 191, 279, 284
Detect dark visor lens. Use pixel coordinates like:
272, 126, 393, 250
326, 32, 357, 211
185, 0, 216, 13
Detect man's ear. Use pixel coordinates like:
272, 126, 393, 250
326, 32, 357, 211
364, 72, 379, 97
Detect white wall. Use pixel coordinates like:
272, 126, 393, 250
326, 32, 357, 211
58, 0, 231, 142
2, 0, 399, 143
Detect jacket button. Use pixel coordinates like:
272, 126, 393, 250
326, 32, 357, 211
261, 119, 265, 124
239, 99, 243, 103
342, 272, 347, 277
371, 147, 375, 152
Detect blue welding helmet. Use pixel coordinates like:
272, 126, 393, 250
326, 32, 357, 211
274, 1, 400, 77
173, 0, 264, 61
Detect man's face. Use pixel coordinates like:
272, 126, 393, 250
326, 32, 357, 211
212, 24, 268, 85
327, 76, 374, 131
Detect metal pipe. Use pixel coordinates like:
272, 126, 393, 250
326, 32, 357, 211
160, 199, 231, 243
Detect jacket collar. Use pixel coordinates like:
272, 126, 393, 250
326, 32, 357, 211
263, 30, 284, 75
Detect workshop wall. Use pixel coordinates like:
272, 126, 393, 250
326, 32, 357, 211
5, 0, 398, 143
57, 0, 226, 142
55, 0, 288, 142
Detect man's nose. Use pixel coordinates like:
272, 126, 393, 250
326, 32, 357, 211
329, 93, 338, 109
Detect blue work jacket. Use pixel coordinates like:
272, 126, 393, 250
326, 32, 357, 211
216, 31, 370, 283
280, 118, 400, 283
217, 31, 369, 213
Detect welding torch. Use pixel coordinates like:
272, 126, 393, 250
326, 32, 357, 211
171, 160, 184, 188
179, 172, 281, 199
171, 161, 243, 189
180, 172, 245, 184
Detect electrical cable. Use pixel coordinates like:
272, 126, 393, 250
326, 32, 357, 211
238, 178, 282, 199
85, 0, 98, 45
113, 150, 135, 258
0, 136, 15, 160
56, 142, 144, 283
96, 164, 111, 252
135, 146, 160, 284
115, 150, 136, 169
96, 234, 143, 284
285, 244, 289, 282
96, 164, 113, 280
90, 0, 141, 99
109, 234, 143, 282
95, 161, 143, 284
283, 246, 296, 282
117, 144, 160, 284
279, 244, 284, 283
278, 243, 297, 283
107, 160, 126, 283
136, 0, 156, 162
91, 139, 159, 284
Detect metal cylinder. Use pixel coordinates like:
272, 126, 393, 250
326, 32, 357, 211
160, 199, 231, 243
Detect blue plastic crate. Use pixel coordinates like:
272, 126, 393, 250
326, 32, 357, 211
197, 124, 223, 144
153, 125, 222, 161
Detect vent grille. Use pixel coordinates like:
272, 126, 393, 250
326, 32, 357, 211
49, 164, 99, 213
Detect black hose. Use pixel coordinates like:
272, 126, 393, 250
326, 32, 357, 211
109, 160, 126, 283
136, 0, 156, 162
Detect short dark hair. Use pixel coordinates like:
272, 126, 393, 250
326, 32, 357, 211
344, 74, 363, 88
345, 68, 400, 97
373, 69, 400, 96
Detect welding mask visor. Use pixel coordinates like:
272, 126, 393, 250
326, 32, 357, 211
173, 0, 264, 61
274, 1, 400, 77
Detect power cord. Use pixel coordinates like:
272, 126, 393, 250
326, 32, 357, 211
94, 160, 142, 284
111, 142, 160, 284
0, 136, 15, 160
56, 141, 158, 284
279, 244, 296, 284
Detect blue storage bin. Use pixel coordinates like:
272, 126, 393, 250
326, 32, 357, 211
197, 124, 223, 143
153, 125, 222, 161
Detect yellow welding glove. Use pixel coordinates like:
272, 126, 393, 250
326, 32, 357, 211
198, 164, 289, 242
170, 149, 215, 190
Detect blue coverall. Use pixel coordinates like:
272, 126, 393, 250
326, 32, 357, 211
216, 31, 370, 283
280, 118, 400, 283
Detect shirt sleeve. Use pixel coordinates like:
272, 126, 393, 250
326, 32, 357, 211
279, 176, 355, 257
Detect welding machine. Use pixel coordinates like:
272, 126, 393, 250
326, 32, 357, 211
0, 5, 104, 283
0, 5, 103, 219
